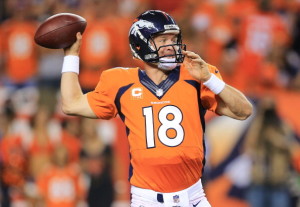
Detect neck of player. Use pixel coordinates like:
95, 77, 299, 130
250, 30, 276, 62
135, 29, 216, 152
144, 63, 170, 85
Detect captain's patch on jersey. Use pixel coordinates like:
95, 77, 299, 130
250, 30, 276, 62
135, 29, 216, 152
131, 87, 143, 100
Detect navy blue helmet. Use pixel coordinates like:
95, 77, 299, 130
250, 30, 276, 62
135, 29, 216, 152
129, 10, 186, 63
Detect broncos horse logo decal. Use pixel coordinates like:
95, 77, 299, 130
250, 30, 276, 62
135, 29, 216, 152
129, 19, 157, 38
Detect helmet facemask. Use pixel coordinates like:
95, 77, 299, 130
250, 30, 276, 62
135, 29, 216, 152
147, 33, 186, 70
148, 32, 186, 61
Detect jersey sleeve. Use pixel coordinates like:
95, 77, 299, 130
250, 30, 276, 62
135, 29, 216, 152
200, 64, 223, 112
87, 70, 118, 119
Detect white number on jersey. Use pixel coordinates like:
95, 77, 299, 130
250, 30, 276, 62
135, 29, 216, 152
143, 105, 184, 148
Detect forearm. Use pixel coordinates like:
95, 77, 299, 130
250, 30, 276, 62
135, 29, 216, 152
202, 73, 252, 120
60, 33, 97, 118
216, 84, 253, 120
60, 56, 96, 118
61, 72, 83, 114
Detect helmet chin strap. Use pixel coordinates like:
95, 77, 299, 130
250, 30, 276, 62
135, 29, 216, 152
157, 57, 178, 71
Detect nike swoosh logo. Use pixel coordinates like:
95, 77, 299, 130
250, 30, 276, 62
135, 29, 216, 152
193, 201, 201, 207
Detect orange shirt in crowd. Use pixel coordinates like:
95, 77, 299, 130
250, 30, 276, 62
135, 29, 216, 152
37, 164, 86, 207
257, 61, 281, 88
206, 15, 234, 66
60, 130, 81, 163
239, 12, 289, 59
192, 1, 217, 32
0, 135, 27, 187
28, 136, 54, 157
148, 0, 187, 18
233, 11, 289, 91
1, 19, 38, 84
226, 0, 257, 23
111, 15, 138, 67
190, 1, 218, 58
28, 136, 54, 178
79, 18, 118, 90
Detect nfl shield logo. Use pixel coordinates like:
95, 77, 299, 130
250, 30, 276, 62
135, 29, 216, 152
173, 195, 180, 203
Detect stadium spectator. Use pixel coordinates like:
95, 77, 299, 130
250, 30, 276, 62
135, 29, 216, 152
37, 144, 86, 207
80, 118, 114, 207
0, 4, 38, 89
244, 96, 296, 207
0, 100, 28, 207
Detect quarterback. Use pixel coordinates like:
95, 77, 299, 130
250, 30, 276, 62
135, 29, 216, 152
60, 10, 252, 207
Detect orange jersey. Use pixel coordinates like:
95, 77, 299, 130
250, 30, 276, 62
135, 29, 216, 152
1, 19, 38, 83
79, 19, 118, 90
87, 65, 221, 192
80, 19, 115, 66
239, 12, 289, 58
226, 0, 257, 22
0, 135, 27, 186
60, 130, 81, 163
37, 164, 85, 207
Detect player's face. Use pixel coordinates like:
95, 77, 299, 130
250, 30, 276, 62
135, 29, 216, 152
152, 33, 179, 59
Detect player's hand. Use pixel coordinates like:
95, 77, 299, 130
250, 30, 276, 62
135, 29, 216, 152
182, 50, 211, 82
64, 32, 82, 56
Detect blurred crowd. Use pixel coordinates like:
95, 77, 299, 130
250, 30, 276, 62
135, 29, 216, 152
0, 0, 300, 207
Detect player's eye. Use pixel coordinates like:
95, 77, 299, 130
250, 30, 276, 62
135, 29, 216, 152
158, 38, 166, 43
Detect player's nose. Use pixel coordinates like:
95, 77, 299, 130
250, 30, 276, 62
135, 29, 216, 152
163, 44, 178, 55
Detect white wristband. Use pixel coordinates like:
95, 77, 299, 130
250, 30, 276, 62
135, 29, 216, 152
203, 73, 225, 94
61, 55, 79, 74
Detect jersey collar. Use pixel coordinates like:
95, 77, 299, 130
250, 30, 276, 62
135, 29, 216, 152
138, 66, 180, 99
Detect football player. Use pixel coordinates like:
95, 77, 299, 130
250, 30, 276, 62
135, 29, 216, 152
60, 10, 252, 207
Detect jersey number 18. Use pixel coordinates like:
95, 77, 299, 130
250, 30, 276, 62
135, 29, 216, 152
143, 105, 184, 148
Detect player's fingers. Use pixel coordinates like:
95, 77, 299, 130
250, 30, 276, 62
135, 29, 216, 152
183, 51, 207, 65
185, 53, 206, 64
184, 51, 207, 66
190, 58, 206, 64
182, 50, 199, 59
